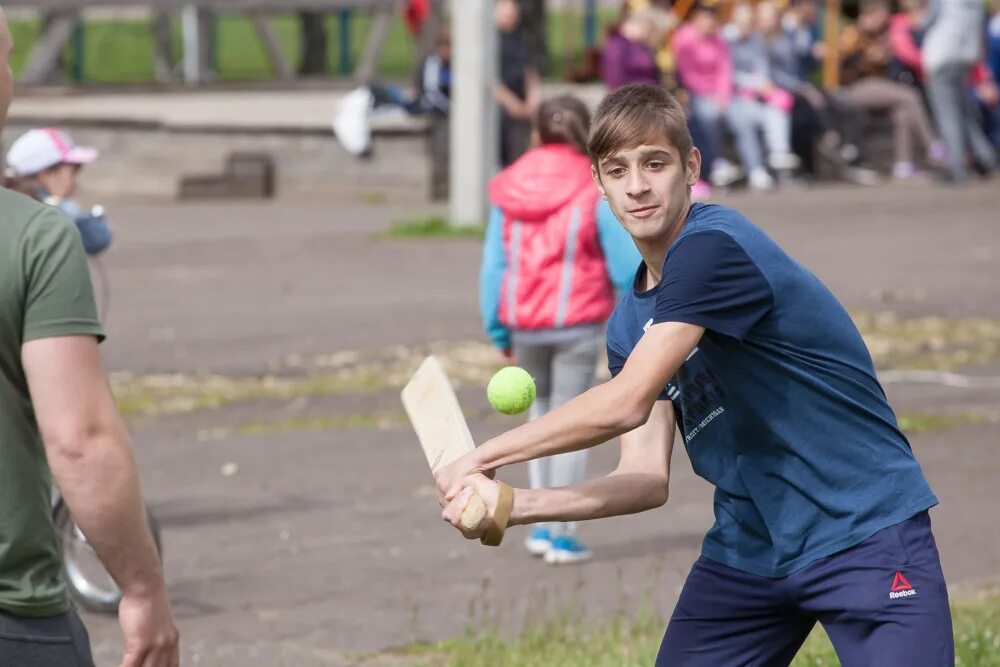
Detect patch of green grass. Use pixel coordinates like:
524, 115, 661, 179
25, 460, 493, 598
852, 312, 1000, 372
385, 217, 485, 239
388, 596, 1000, 666
111, 371, 381, 418
896, 412, 988, 434
234, 412, 405, 436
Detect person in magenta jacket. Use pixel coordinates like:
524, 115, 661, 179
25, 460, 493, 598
601, 7, 672, 90
479, 94, 640, 564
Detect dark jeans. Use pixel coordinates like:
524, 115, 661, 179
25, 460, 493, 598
0, 607, 95, 666
656, 511, 952, 667
500, 112, 531, 167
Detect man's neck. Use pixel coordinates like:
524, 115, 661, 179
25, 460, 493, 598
636, 202, 693, 291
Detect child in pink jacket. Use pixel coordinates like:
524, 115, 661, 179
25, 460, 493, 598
480, 95, 640, 564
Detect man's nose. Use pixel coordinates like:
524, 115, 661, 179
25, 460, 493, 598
625, 169, 650, 197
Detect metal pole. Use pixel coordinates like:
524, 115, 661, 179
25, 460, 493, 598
449, 0, 498, 227
584, 0, 597, 48
70, 18, 84, 82
339, 9, 352, 75
181, 4, 201, 84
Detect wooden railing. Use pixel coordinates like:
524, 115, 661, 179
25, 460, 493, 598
4, 0, 406, 85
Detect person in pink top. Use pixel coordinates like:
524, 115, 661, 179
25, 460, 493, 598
672, 4, 742, 189
888, 0, 927, 87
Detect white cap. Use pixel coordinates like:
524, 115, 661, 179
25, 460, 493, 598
5, 128, 99, 177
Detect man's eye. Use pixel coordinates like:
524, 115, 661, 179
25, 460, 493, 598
647, 161, 665, 170
607, 168, 626, 178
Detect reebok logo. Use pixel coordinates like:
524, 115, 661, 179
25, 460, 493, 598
889, 571, 916, 599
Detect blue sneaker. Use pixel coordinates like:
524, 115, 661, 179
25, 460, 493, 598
544, 535, 593, 565
524, 527, 552, 556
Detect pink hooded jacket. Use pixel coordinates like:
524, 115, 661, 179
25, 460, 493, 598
487, 144, 617, 332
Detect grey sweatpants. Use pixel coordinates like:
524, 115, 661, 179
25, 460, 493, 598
514, 332, 602, 538
0, 606, 94, 666
841, 77, 938, 164
927, 62, 998, 182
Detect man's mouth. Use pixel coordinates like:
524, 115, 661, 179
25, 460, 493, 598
627, 205, 659, 219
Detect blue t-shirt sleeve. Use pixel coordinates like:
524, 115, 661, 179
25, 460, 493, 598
607, 335, 671, 400
653, 230, 773, 341
607, 342, 626, 378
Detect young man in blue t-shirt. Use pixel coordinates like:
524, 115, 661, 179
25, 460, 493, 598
436, 83, 952, 665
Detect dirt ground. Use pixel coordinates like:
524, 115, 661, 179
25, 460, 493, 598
77, 182, 999, 666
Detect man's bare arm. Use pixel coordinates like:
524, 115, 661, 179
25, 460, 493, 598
24, 336, 162, 595
23, 335, 178, 666
443, 401, 676, 534
511, 399, 675, 523
435, 322, 702, 499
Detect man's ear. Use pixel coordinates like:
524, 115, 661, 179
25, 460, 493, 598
685, 147, 703, 186
591, 164, 608, 200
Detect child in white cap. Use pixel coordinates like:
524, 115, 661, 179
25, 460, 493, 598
5, 128, 111, 256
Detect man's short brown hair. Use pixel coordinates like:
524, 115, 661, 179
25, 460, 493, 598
588, 84, 693, 167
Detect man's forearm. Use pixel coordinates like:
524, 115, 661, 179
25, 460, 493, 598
48, 421, 164, 597
472, 377, 644, 473
510, 472, 669, 526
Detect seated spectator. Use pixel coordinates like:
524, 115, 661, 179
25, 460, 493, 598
759, 1, 879, 184
783, 0, 823, 81
984, 2, 1000, 145
601, 6, 675, 90
839, 0, 946, 180
973, 64, 1000, 147
990, 1, 1000, 86
888, 0, 927, 88
672, 3, 742, 191
415, 29, 452, 116
724, 3, 799, 190
332, 31, 451, 157
4, 128, 111, 257
923, 0, 997, 182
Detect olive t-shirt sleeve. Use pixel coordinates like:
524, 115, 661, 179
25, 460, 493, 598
20, 207, 104, 343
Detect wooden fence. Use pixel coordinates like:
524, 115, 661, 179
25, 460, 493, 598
3, 0, 412, 85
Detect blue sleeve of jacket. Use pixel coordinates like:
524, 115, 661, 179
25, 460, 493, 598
595, 200, 641, 296
479, 206, 510, 350
58, 199, 112, 256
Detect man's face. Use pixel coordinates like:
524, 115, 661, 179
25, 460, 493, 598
0, 10, 14, 128
593, 140, 700, 245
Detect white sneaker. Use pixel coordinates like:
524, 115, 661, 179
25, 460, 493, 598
768, 152, 800, 171
710, 159, 742, 188
543, 535, 593, 565
524, 527, 552, 556
748, 168, 776, 191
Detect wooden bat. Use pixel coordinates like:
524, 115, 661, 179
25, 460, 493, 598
401, 355, 488, 531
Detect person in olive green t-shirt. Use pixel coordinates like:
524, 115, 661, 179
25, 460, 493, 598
0, 192, 104, 619
0, 8, 179, 667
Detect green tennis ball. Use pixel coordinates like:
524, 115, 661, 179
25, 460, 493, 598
487, 366, 536, 415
